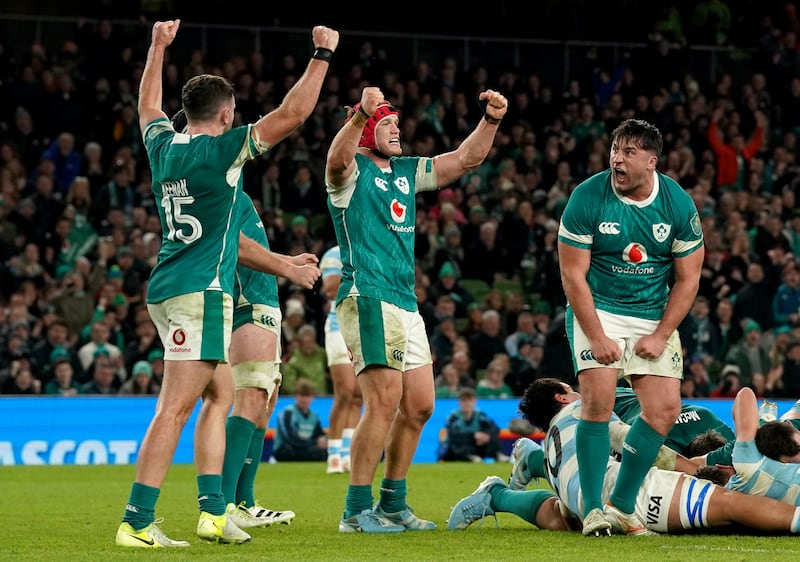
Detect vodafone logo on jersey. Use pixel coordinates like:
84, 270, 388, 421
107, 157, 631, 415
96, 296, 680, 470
622, 243, 648, 264
390, 199, 407, 223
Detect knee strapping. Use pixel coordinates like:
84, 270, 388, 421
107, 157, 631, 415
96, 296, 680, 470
232, 360, 280, 395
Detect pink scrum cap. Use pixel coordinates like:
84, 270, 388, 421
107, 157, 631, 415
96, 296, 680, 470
349, 101, 399, 150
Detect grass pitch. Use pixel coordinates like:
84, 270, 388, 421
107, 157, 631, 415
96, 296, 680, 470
3, 462, 798, 561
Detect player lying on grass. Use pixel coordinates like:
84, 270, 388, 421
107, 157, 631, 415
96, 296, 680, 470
447, 378, 800, 536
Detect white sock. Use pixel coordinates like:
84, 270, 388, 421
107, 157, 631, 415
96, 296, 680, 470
328, 439, 342, 458
341, 428, 354, 457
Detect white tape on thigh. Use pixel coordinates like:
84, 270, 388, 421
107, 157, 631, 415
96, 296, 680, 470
679, 476, 715, 529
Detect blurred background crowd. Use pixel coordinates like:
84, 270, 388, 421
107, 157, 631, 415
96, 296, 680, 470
1, 1, 800, 401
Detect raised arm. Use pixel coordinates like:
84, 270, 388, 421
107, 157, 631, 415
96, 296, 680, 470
732, 387, 760, 442
138, 19, 180, 133
431, 90, 507, 186
325, 86, 385, 187
252, 26, 339, 147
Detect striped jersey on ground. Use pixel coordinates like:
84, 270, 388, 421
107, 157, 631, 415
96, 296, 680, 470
727, 439, 800, 505
543, 400, 621, 518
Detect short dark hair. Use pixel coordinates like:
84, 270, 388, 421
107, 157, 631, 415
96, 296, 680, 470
518, 377, 566, 431
611, 119, 663, 157
694, 465, 729, 487
756, 421, 800, 461
181, 74, 235, 122
685, 429, 729, 458
170, 108, 188, 133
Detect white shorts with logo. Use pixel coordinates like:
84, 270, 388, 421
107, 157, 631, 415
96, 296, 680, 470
148, 290, 233, 362
602, 462, 716, 532
566, 308, 683, 379
336, 295, 432, 375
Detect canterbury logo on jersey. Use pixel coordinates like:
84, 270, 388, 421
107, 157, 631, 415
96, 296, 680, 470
598, 222, 620, 235
373, 175, 411, 195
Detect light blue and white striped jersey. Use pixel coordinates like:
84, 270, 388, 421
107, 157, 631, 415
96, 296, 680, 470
320, 245, 342, 332
543, 400, 621, 518
727, 440, 800, 505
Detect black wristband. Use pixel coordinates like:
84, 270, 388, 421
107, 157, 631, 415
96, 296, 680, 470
350, 105, 369, 127
312, 47, 334, 63
484, 113, 502, 125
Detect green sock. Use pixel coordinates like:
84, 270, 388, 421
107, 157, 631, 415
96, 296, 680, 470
576, 419, 610, 516
610, 417, 665, 514
236, 427, 266, 507
221, 416, 256, 505
378, 478, 407, 513
344, 484, 374, 518
526, 449, 546, 479
121, 482, 159, 529
490, 485, 556, 526
197, 474, 226, 516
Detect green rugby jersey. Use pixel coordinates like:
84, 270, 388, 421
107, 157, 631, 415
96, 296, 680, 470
558, 169, 703, 321
613, 387, 735, 455
143, 118, 263, 303
234, 193, 279, 308
327, 153, 437, 312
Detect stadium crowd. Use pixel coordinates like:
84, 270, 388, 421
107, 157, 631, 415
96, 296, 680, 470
1, 2, 800, 401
